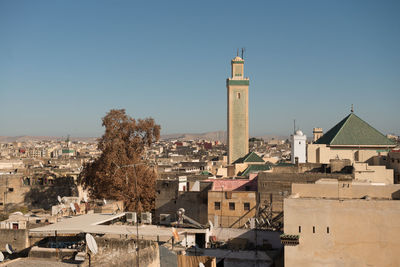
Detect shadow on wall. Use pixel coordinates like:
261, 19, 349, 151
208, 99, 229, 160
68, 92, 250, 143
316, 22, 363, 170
392, 190, 400, 200
155, 181, 212, 225
24, 177, 79, 210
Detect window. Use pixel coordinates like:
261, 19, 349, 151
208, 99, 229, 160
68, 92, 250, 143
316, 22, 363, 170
327, 227, 330, 234
8, 188, 14, 192
237, 92, 241, 99
313, 226, 315, 233
244, 202, 250, 211
299, 226, 301, 233
229, 202, 235, 210
214, 202, 220, 210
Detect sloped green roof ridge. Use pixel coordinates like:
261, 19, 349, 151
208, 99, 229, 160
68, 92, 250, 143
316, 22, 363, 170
239, 164, 271, 176
315, 113, 395, 146
233, 151, 265, 164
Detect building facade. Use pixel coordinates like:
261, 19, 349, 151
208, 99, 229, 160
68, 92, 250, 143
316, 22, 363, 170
291, 130, 307, 164
308, 113, 396, 164
283, 181, 400, 267
227, 56, 249, 164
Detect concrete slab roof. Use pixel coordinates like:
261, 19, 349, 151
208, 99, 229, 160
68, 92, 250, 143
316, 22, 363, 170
29, 213, 207, 241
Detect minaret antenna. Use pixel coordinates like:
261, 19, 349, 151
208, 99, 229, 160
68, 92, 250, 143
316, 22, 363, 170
241, 47, 245, 59
237, 48, 239, 57
293, 120, 296, 134
351, 104, 354, 113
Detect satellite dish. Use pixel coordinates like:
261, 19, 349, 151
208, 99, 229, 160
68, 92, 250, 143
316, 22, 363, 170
199, 263, 205, 267
11, 211, 23, 216
70, 202, 76, 213
103, 199, 107, 205
85, 233, 98, 254
6, 244, 14, 254
0, 251, 4, 262
83, 195, 88, 202
208, 220, 213, 231
57, 196, 62, 203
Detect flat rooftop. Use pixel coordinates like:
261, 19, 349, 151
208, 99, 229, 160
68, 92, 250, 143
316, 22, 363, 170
29, 213, 207, 241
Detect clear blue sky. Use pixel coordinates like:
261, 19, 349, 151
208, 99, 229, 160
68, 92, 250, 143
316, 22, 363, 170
1, 0, 399, 137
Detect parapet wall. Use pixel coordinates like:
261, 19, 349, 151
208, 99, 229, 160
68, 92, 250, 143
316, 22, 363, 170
90, 237, 159, 267
292, 183, 400, 199
0, 229, 29, 251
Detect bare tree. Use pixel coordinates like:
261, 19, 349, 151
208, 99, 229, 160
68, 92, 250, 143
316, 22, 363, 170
79, 109, 160, 211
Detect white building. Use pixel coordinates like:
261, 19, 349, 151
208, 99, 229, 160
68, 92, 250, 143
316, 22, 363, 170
291, 130, 307, 164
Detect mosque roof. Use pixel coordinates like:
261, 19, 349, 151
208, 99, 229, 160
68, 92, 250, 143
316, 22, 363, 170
315, 113, 395, 146
233, 152, 265, 164
239, 164, 271, 176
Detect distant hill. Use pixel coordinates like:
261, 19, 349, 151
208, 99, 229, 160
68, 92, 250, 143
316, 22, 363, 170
161, 131, 227, 142
1, 132, 288, 144
161, 131, 288, 143
0, 136, 98, 143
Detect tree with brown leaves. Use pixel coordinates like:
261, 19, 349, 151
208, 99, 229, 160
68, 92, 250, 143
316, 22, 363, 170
79, 109, 160, 211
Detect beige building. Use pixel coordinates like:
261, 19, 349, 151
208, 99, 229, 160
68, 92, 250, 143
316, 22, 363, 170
208, 191, 256, 228
227, 55, 249, 164
283, 180, 400, 267
308, 113, 395, 164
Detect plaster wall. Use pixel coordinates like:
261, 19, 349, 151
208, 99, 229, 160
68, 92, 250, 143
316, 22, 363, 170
292, 182, 400, 199
284, 197, 400, 267
291, 133, 307, 164
208, 191, 256, 228
353, 162, 394, 184
308, 144, 389, 164
227, 85, 249, 164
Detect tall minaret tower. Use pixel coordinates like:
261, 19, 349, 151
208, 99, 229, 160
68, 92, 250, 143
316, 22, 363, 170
227, 53, 249, 164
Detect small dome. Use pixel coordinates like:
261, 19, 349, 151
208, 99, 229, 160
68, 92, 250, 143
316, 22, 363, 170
295, 130, 303, 136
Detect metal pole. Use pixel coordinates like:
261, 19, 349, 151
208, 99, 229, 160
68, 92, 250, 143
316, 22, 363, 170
114, 162, 149, 267
133, 166, 140, 267
220, 185, 224, 227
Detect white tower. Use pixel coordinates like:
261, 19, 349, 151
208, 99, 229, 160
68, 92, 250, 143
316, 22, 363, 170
291, 130, 307, 164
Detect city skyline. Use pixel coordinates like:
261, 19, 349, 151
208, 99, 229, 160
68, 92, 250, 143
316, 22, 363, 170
1, 0, 399, 137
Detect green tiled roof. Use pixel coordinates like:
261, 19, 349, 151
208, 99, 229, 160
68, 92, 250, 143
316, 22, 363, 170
275, 162, 294, 167
239, 164, 271, 176
315, 113, 395, 146
233, 152, 265, 164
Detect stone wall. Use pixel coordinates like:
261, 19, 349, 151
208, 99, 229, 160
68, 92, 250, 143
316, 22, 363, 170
155, 180, 211, 225
89, 237, 159, 267
0, 229, 29, 251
